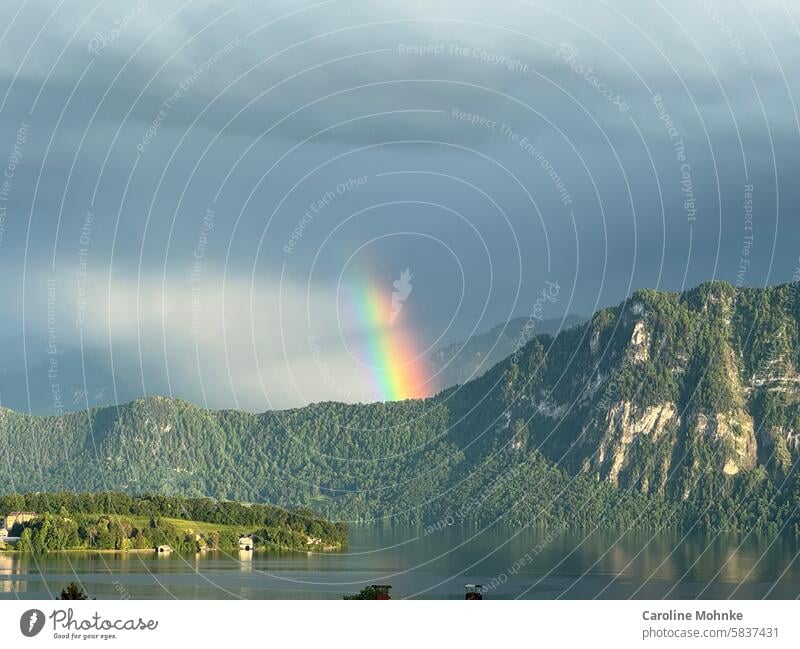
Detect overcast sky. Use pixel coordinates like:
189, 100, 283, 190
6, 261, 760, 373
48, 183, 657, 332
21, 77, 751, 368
0, 0, 799, 412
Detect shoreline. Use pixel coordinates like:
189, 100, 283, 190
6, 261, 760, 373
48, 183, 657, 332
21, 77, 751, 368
0, 544, 343, 556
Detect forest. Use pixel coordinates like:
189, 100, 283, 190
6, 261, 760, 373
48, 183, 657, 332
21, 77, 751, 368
0, 491, 347, 553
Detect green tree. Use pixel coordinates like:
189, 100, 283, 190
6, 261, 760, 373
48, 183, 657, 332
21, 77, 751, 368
58, 582, 89, 600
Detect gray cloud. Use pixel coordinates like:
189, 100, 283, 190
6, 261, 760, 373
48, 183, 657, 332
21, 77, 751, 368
1, 0, 799, 410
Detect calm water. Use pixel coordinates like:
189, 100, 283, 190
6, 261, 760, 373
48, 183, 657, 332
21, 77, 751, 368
2, 525, 800, 599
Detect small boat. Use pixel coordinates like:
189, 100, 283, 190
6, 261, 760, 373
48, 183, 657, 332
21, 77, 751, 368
371, 584, 392, 600
465, 584, 483, 600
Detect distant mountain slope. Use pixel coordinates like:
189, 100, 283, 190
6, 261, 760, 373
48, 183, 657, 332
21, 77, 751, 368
427, 315, 586, 388
2, 282, 800, 533
0, 345, 150, 414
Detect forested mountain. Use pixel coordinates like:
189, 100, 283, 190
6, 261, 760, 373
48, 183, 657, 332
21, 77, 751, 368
2, 281, 800, 533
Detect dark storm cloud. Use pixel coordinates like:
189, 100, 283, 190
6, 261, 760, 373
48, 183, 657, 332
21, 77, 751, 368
0, 0, 798, 410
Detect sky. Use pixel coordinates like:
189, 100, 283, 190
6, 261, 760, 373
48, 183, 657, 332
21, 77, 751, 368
0, 0, 799, 412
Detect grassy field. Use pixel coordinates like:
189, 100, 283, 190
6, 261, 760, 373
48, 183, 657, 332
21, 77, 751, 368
86, 514, 258, 535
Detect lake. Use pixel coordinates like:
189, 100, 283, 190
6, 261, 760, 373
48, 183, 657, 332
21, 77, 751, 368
2, 525, 799, 599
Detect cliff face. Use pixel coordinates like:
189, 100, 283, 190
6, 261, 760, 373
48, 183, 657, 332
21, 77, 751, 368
488, 281, 800, 509
593, 400, 679, 489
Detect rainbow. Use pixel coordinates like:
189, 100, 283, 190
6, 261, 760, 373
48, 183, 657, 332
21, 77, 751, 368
342, 279, 430, 401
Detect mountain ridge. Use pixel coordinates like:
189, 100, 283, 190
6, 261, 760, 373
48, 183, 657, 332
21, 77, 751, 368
2, 280, 799, 533
426, 314, 586, 389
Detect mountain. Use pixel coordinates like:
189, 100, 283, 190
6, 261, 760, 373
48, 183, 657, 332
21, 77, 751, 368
2, 281, 800, 533
426, 315, 586, 388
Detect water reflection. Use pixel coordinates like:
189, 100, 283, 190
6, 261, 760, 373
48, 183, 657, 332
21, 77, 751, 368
238, 550, 253, 570
0, 526, 798, 599
0, 554, 26, 594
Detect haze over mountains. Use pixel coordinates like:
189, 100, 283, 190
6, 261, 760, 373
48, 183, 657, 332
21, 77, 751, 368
0, 339, 169, 415
3, 281, 800, 533
426, 314, 586, 388
0, 315, 584, 415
